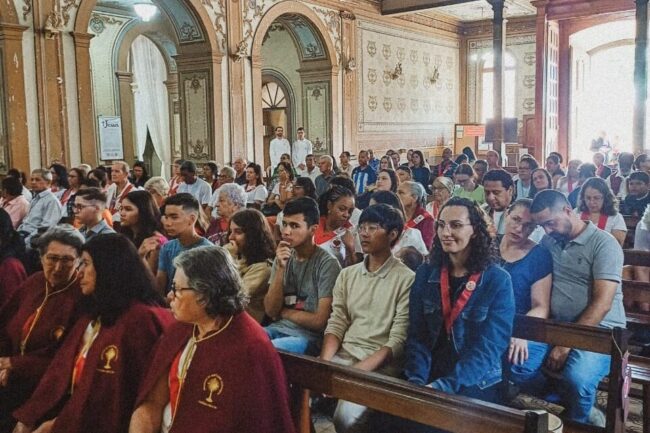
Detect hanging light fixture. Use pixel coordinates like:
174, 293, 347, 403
134, 1, 158, 22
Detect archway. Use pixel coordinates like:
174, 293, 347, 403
74, 0, 224, 170
569, 19, 635, 162
252, 1, 340, 170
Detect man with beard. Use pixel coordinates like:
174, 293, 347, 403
514, 190, 625, 426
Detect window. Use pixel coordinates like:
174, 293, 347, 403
261, 81, 287, 109
480, 52, 516, 123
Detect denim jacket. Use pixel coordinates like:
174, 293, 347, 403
404, 262, 514, 394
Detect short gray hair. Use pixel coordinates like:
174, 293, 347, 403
220, 166, 236, 179
320, 155, 333, 167
401, 181, 426, 206
37, 224, 85, 256
218, 183, 247, 209
144, 176, 170, 197
173, 246, 247, 317
32, 168, 53, 182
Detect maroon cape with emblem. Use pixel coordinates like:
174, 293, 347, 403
0, 272, 83, 420
13, 302, 173, 433
135, 312, 296, 433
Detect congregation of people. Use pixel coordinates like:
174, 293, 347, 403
1, 125, 650, 433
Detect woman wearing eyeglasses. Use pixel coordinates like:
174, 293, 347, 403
499, 199, 552, 379
12, 234, 171, 433
0, 226, 85, 432
426, 176, 454, 221
374, 197, 514, 433
130, 246, 295, 433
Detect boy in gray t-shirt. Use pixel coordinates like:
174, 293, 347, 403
264, 197, 341, 355
517, 190, 626, 426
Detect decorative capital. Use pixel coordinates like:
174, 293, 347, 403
339, 10, 356, 21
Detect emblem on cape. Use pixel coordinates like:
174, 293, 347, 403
51, 326, 65, 341
199, 374, 223, 409
465, 281, 476, 292
99, 345, 118, 371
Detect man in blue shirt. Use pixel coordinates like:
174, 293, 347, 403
156, 193, 212, 293
18, 169, 62, 247
352, 150, 377, 195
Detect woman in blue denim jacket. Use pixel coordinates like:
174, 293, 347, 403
373, 197, 514, 433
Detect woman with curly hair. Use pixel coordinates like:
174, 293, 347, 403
130, 246, 295, 433
575, 177, 626, 246
227, 209, 276, 323
316, 185, 356, 266
373, 197, 514, 432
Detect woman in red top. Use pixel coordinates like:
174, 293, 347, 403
0, 225, 85, 432
12, 234, 171, 433
397, 181, 435, 249
316, 185, 356, 266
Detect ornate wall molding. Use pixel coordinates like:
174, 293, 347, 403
62, 0, 81, 26
89, 13, 125, 34
309, 5, 341, 62
22, 0, 32, 21
201, 0, 228, 52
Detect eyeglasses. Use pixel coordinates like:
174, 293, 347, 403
436, 221, 472, 232
170, 281, 195, 298
43, 254, 77, 266
358, 223, 382, 235
73, 203, 96, 211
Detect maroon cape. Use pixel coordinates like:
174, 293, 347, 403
0, 272, 83, 416
13, 302, 173, 433
136, 312, 295, 433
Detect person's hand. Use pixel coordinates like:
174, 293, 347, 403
12, 422, 33, 433
138, 237, 161, 259
0, 368, 9, 386
276, 241, 292, 268
228, 239, 239, 257
507, 338, 528, 366
342, 230, 355, 253
545, 346, 571, 371
33, 419, 55, 433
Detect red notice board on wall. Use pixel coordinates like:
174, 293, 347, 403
454, 124, 486, 156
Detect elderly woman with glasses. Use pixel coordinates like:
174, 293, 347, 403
130, 246, 295, 433
0, 225, 84, 432
12, 234, 171, 433
426, 176, 454, 220
206, 184, 247, 246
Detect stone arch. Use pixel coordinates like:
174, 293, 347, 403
251, 1, 340, 164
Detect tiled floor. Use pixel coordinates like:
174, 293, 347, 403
314, 413, 335, 433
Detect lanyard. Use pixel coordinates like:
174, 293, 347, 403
440, 267, 481, 335
580, 212, 608, 230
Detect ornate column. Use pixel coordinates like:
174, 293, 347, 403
226, 0, 247, 160
634, 0, 649, 154
72, 31, 97, 165
164, 74, 182, 165
0, 23, 29, 171
340, 10, 357, 154
490, 0, 506, 155
532, 0, 549, 157
115, 71, 136, 164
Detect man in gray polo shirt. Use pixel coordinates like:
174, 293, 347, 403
519, 190, 625, 425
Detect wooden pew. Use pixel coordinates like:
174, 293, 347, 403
279, 351, 550, 433
624, 249, 650, 268
512, 315, 629, 433
624, 216, 640, 249
623, 279, 650, 326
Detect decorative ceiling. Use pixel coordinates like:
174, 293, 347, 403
95, 0, 204, 43
264, 14, 327, 61
427, 0, 536, 21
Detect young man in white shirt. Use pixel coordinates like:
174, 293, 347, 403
292, 127, 312, 171
270, 126, 291, 169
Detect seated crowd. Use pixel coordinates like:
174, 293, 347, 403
0, 146, 648, 433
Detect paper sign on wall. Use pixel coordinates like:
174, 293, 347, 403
98, 116, 124, 160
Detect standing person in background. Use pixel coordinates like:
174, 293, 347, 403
398, 181, 434, 249
473, 160, 488, 185
270, 126, 291, 170
233, 157, 248, 185
131, 161, 150, 188
367, 149, 380, 172
106, 161, 135, 224
292, 127, 312, 171
453, 163, 485, 205
575, 177, 627, 246
0, 177, 30, 230
431, 147, 457, 179
339, 151, 355, 177
352, 150, 377, 195
168, 159, 184, 196
410, 150, 431, 194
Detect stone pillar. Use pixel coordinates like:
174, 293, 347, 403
0, 23, 30, 171
532, 0, 549, 157
115, 71, 136, 164
340, 11, 356, 154
490, 0, 506, 155
226, 0, 247, 160
634, 0, 649, 154
164, 74, 181, 165
72, 31, 97, 165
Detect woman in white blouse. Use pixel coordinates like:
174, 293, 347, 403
574, 176, 627, 246
244, 163, 268, 209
